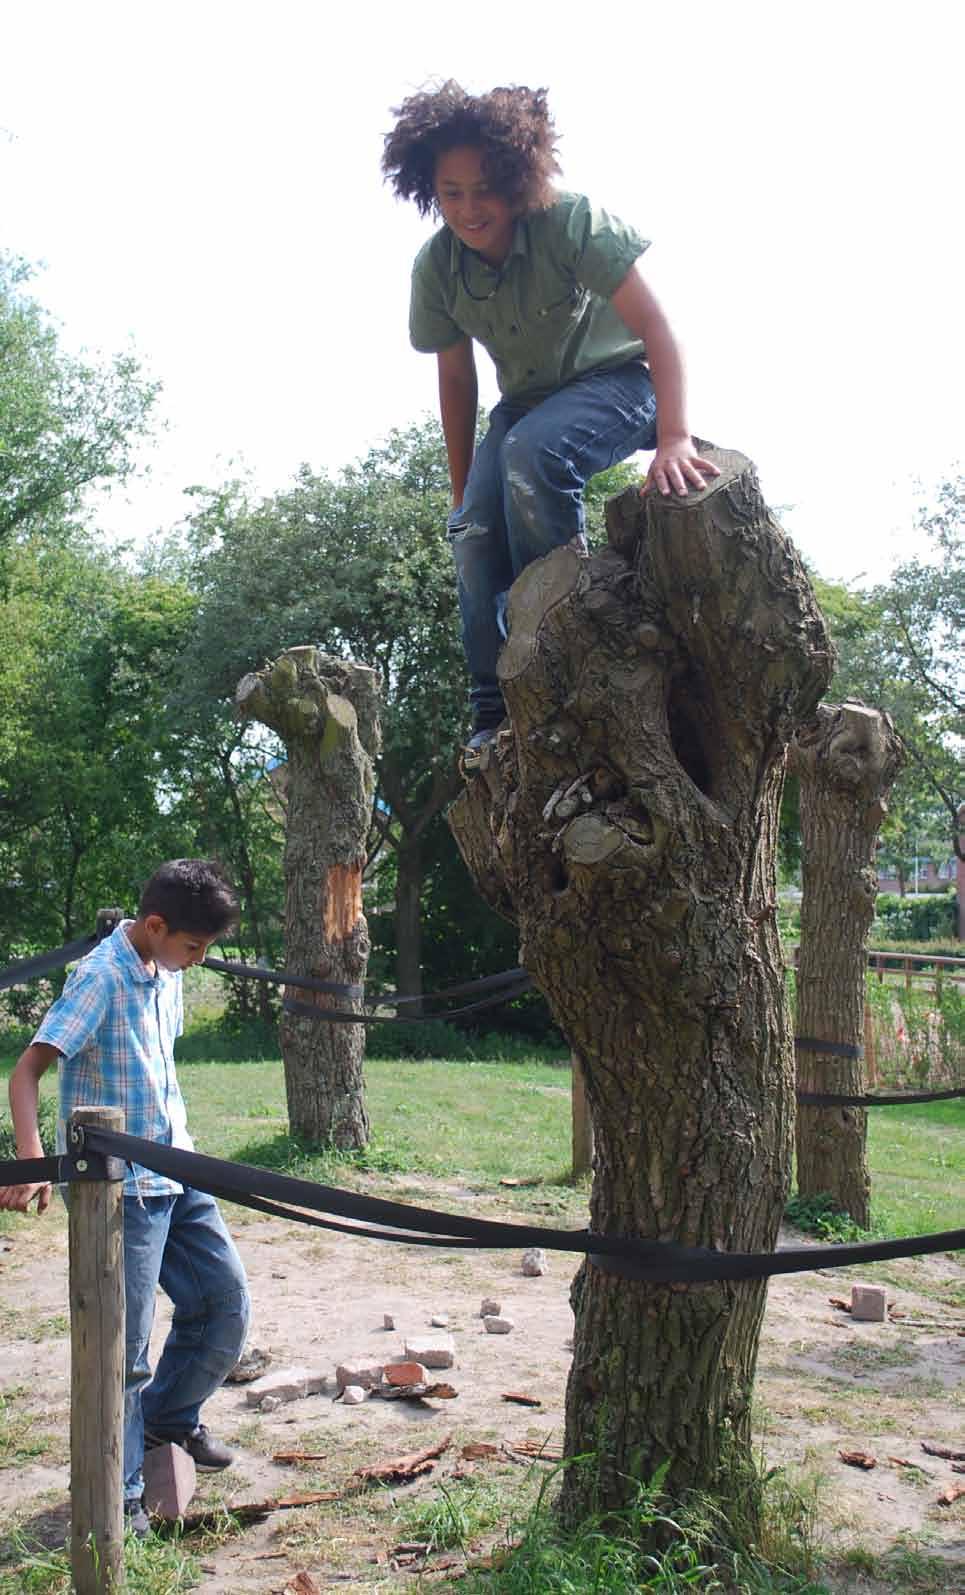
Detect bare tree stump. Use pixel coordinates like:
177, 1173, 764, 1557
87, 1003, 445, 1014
237, 647, 380, 1147
789, 702, 905, 1225
448, 448, 832, 1518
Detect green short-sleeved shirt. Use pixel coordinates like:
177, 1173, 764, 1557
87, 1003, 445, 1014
409, 191, 650, 407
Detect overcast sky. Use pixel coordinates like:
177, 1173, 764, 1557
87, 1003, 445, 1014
2, 0, 962, 584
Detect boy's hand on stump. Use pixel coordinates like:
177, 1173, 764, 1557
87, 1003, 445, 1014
645, 438, 721, 497
0, 1180, 52, 1214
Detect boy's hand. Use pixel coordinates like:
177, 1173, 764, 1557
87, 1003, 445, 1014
645, 437, 721, 498
0, 1180, 52, 1214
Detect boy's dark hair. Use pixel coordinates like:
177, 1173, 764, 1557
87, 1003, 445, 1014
382, 81, 560, 218
138, 859, 239, 937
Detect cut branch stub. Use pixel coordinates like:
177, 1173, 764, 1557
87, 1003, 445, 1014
237, 647, 381, 1148
448, 446, 834, 1517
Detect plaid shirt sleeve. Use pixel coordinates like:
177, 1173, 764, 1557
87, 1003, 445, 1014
34, 964, 112, 1056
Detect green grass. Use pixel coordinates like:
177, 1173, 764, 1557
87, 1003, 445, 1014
0, 1527, 202, 1593
0, 1391, 56, 1469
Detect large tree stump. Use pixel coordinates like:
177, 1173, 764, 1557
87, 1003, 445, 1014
237, 647, 380, 1147
448, 449, 832, 1518
789, 702, 905, 1226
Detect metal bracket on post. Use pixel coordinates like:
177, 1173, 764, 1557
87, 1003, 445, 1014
62, 1123, 126, 1184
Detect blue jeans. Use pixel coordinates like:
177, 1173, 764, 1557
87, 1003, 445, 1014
123, 1188, 250, 1501
448, 360, 657, 730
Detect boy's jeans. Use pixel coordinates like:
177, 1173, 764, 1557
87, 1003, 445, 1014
447, 360, 658, 732
123, 1187, 250, 1501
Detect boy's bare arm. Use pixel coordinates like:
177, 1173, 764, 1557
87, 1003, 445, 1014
0, 1043, 61, 1214
609, 266, 720, 498
437, 339, 478, 509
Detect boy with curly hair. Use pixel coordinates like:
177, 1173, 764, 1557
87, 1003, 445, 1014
383, 81, 719, 748
0, 859, 250, 1538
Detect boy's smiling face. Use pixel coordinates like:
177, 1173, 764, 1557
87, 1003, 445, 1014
434, 145, 516, 265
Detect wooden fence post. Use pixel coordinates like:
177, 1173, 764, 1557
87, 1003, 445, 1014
68, 1105, 126, 1594
571, 1051, 593, 1178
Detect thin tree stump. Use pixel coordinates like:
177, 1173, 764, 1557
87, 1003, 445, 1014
789, 702, 905, 1225
68, 1105, 125, 1594
237, 647, 380, 1147
448, 448, 832, 1520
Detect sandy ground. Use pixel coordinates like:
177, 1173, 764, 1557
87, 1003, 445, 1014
1, 1179, 963, 1592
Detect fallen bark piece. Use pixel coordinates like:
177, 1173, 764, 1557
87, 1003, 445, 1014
839, 1450, 877, 1470
922, 1441, 965, 1462
938, 1483, 965, 1506
354, 1436, 452, 1486
501, 1392, 542, 1407
272, 1452, 329, 1465
828, 1297, 851, 1312
506, 1439, 564, 1461
461, 1442, 501, 1461
284, 1573, 322, 1595
177, 1490, 341, 1531
953, 1463, 965, 1475
888, 1457, 930, 1474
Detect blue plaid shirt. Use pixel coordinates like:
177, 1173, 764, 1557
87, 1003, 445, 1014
34, 922, 190, 1197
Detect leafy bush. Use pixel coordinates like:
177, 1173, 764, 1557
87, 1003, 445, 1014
872, 890, 957, 942
0, 1095, 58, 1161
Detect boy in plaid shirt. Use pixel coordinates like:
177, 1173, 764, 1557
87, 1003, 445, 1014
0, 859, 250, 1537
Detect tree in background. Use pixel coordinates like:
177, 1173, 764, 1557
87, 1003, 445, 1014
0, 254, 157, 553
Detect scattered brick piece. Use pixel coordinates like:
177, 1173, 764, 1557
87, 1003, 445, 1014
225, 1345, 272, 1383
403, 1334, 455, 1369
483, 1315, 514, 1335
142, 1442, 197, 1520
383, 1361, 430, 1388
246, 1366, 330, 1407
334, 1358, 385, 1393
480, 1298, 501, 1318
431, 1313, 449, 1327
938, 1482, 965, 1506
341, 1385, 367, 1406
521, 1247, 547, 1276
383, 1313, 396, 1331
851, 1284, 887, 1322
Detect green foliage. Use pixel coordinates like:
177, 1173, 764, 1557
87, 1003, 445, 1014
0, 253, 158, 550
0, 1527, 201, 1594
872, 890, 957, 942
784, 1192, 868, 1242
0, 1094, 57, 1160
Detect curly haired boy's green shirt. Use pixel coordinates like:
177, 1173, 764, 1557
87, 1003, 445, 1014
409, 191, 650, 407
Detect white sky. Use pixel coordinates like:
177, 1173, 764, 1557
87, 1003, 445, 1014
2, 0, 963, 585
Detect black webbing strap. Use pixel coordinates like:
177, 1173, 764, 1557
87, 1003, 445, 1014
203, 953, 531, 1011
798, 1086, 965, 1107
795, 1036, 863, 1060
0, 935, 97, 992
83, 1128, 965, 1284
0, 1155, 63, 1186
282, 978, 532, 1027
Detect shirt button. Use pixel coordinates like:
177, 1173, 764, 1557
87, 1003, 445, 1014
510, 324, 519, 334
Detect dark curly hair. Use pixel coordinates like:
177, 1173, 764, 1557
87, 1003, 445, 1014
382, 81, 561, 217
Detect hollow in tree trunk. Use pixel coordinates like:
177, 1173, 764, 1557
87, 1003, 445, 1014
789, 702, 905, 1226
237, 646, 380, 1147
448, 449, 832, 1519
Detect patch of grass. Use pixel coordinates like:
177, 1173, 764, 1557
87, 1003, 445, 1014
0, 1310, 68, 1343
0, 1527, 201, 1593
879, 1540, 963, 1590
830, 1338, 920, 1374
0, 1391, 57, 1469
784, 1194, 868, 1243
401, 1478, 505, 1553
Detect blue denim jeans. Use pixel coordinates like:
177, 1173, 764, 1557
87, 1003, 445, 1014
123, 1188, 250, 1501
448, 360, 657, 730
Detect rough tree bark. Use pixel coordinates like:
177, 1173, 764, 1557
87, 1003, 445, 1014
237, 646, 380, 1147
448, 448, 832, 1518
788, 702, 905, 1226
